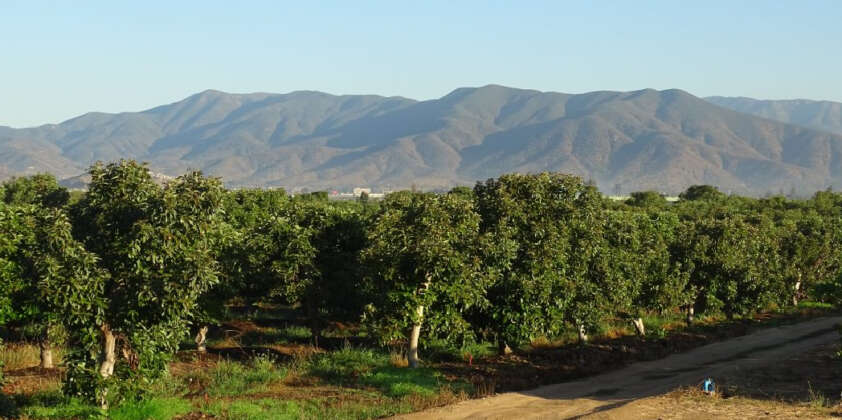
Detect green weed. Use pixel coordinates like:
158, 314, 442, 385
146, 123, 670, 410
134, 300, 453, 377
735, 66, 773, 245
360, 366, 441, 397
240, 325, 312, 345
807, 381, 829, 409
17, 396, 102, 419
191, 354, 287, 397
306, 346, 382, 384
203, 398, 301, 420
306, 345, 461, 398
108, 397, 192, 420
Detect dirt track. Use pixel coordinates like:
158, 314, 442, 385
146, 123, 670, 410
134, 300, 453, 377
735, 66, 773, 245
396, 316, 842, 420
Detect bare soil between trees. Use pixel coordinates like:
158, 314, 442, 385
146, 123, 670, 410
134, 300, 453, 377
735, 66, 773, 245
396, 315, 842, 419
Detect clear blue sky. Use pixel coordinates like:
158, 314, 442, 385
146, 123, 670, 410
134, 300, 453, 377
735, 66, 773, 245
2, 0, 841, 127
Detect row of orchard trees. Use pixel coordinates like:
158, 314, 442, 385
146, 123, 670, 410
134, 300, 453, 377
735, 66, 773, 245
362, 177, 842, 361
2, 161, 842, 408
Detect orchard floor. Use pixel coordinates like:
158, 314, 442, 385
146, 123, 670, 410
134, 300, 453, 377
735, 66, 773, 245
2, 310, 841, 419
396, 315, 842, 420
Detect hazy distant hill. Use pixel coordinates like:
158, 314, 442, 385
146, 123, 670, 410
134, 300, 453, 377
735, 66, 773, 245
707, 96, 842, 136
4, 86, 842, 195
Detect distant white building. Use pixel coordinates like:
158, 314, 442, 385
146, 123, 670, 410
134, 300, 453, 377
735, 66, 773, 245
353, 187, 371, 197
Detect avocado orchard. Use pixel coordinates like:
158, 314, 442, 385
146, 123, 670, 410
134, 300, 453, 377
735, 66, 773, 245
2, 163, 842, 410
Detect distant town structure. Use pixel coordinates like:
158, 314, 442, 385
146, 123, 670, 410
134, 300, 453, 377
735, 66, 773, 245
607, 195, 680, 202
352, 188, 371, 197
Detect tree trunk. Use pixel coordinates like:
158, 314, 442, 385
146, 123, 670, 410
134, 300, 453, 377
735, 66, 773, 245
686, 306, 695, 326
497, 340, 512, 355
793, 273, 802, 306
195, 326, 209, 353
577, 324, 588, 344
632, 317, 646, 337
99, 324, 116, 378
407, 278, 431, 369
306, 301, 322, 348
39, 334, 53, 369
408, 304, 424, 368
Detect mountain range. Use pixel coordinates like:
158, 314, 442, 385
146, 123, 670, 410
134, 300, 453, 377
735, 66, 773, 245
3, 85, 842, 195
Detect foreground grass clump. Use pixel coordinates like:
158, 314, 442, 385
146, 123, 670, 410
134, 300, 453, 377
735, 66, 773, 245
240, 325, 313, 346
16, 395, 190, 420
13, 390, 191, 420
202, 398, 301, 420
107, 398, 193, 420
306, 346, 462, 398
14, 391, 101, 419
202, 397, 418, 420
185, 354, 287, 397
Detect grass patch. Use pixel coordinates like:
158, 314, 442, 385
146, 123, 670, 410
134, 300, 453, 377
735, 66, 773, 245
184, 354, 287, 397
203, 398, 301, 420
109, 397, 192, 420
17, 397, 102, 419
798, 301, 834, 310
203, 396, 436, 420
306, 346, 382, 384
306, 346, 464, 398
240, 325, 312, 346
361, 366, 442, 397
423, 339, 496, 363
17, 395, 190, 420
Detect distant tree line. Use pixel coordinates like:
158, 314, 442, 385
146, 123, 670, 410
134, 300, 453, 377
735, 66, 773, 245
2, 160, 842, 408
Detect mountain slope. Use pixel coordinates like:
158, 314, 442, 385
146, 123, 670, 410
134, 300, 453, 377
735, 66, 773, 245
3, 86, 842, 195
707, 96, 842, 136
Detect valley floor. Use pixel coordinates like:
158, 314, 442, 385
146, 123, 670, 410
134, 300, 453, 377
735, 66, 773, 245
2, 311, 840, 419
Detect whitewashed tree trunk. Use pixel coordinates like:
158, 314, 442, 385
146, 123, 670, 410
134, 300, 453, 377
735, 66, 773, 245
39, 335, 53, 369
408, 306, 424, 368
98, 324, 116, 410
498, 341, 512, 355
99, 324, 116, 378
578, 324, 588, 343
793, 273, 802, 306
195, 326, 209, 353
407, 278, 431, 369
686, 306, 695, 326
632, 317, 646, 337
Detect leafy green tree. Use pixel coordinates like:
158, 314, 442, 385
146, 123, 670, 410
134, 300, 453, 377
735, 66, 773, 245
626, 191, 668, 208
66, 160, 224, 407
776, 213, 842, 305
0, 203, 24, 328
0, 200, 105, 390
808, 190, 842, 216
192, 188, 289, 351
679, 185, 725, 202
672, 215, 780, 321
473, 173, 603, 352
2, 174, 70, 208
220, 194, 370, 348
0, 205, 59, 368
0, 202, 25, 384
363, 191, 484, 367
447, 186, 474, 199
601, 210, 686, 335
285, 199, 370, 345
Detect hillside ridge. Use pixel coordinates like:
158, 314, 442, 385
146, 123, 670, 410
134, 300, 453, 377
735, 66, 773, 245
4, 86, 842, 195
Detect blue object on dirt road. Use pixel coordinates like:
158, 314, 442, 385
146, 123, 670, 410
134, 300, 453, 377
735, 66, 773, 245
703, 378, 715, 394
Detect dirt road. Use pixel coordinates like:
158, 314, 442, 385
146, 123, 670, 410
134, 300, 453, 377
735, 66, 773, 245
396, 316, 842, 420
